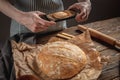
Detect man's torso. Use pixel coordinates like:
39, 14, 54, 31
10, 0, 66, 36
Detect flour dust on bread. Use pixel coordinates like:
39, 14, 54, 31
35, 41, 87, 80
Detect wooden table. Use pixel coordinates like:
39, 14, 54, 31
84, 17, 120, 80
37, 17, 120, 80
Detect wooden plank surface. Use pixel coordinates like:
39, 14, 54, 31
37, 17, 120, 80
84, 17, 120, 80
71, 17, 120, 80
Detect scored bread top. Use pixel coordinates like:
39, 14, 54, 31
53, 11, 69, 19
46, 10, 76, 21
35, 41, 87, 80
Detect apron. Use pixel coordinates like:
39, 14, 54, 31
10, 0, 66, 36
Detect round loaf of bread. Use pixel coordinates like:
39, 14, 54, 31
35, 41, 87, 79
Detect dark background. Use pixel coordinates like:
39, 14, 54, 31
0, 0, 120, 49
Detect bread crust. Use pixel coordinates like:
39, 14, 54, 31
47, 10, 76, 21
35, 41, 87, 79
53, 11, 69, 19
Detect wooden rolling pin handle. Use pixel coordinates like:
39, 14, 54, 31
115, 40, 120, 48
78, 25, 120, 48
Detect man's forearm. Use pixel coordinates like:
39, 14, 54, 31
77, 0, 91, 8
0, 0, 24, 20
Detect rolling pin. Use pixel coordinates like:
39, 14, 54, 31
78, 25, 120, 48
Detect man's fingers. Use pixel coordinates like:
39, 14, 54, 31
75, 15, 81, 22
75, 11, 84, 22
36, 16, 56, 26
32, 12, 56, 33
81, 9, 89, 21
79, 8, 86, 16
68, 5, 74, 10
39, 19, 56, 27
45, 21, 56, 26
35, 11, 46, 16
34, 25, 48, 33
68, 3, 80, 10
36, 26, 48, 32
75, 8, 88, 22
81, 9, 87, 19
34, 19, 56, 33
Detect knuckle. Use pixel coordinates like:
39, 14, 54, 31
32, 24, 37, 27
32, 28, 37, 32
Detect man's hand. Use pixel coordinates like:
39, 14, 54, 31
18, 11, 56, 33
0, 0, 56, 33
68, 2, 91, 22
